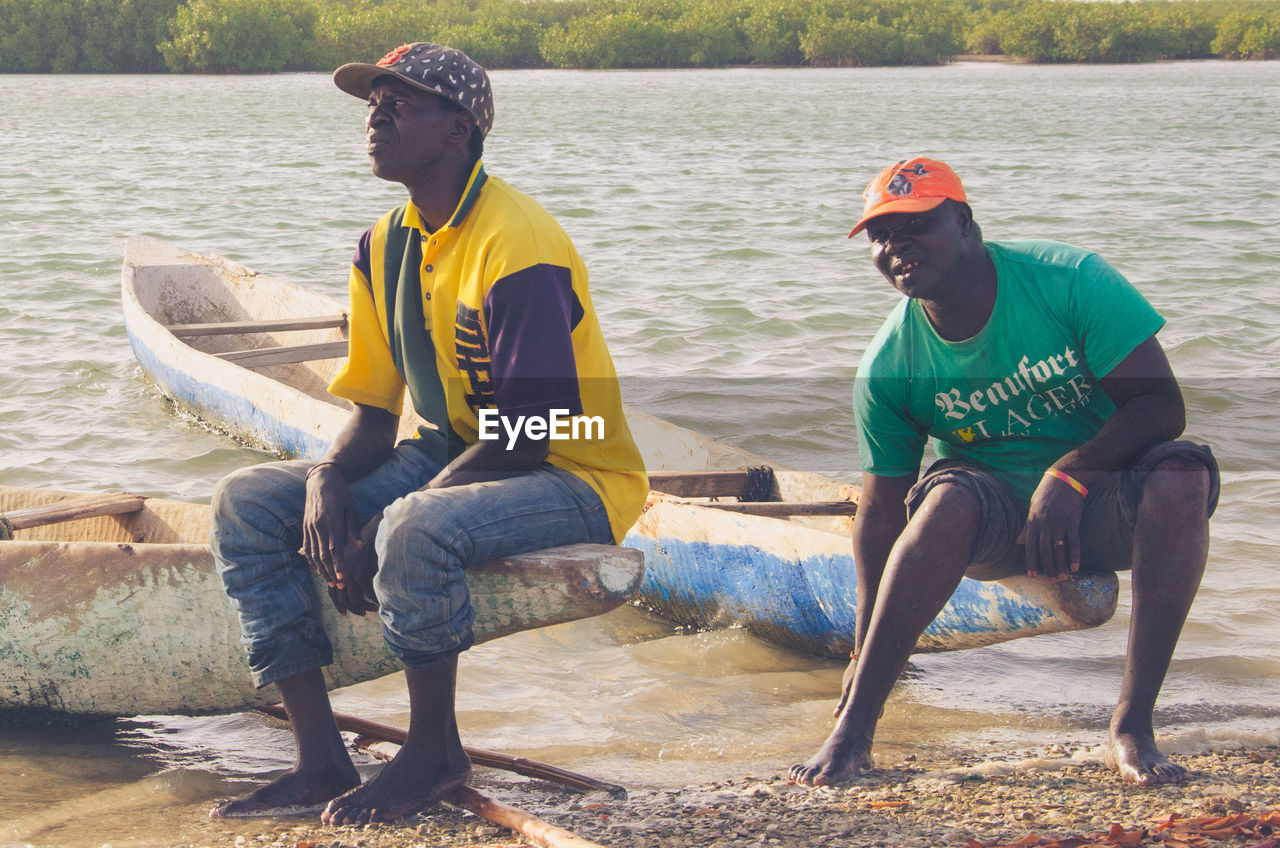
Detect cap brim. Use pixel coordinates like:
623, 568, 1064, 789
334, 63, 396, 99
847, 196, 947, 238
334, 62, 492, 140
334, 63, 448, 100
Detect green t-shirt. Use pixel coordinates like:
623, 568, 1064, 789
853, 240, 1165, 506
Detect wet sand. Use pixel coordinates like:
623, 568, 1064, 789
188, 743, 1278, 848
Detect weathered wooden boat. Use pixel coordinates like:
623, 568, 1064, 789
0, 485, 642, 720
120, 236, 1119, 661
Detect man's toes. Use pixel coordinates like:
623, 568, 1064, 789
789, 762, 836, 787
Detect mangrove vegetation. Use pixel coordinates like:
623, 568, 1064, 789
1, 0, 1278, 73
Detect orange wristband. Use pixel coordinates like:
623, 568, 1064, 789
1045, 468, 1088, 498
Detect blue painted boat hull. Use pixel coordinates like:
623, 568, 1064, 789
626, 500, 1118, 659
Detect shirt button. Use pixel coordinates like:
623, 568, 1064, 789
425, 292, 432, 300
425, 264, 434, 272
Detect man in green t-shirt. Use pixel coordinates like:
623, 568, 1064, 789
791, 158, 1217, 788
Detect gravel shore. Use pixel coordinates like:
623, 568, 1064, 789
190, 742, 1279, 848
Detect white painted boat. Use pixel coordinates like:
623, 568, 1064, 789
120, 237, 1118, 662
0, 485, 641, 720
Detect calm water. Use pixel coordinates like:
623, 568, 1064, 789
2, 62, 1279, 846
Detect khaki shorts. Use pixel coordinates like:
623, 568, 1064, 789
904, 441, 1219, 581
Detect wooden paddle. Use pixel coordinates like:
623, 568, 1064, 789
0, 492, 146, 540
256, 704, 626, 797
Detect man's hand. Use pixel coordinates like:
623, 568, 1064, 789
1022, 471, 1085, 582
328, 515, 382, 616
302, 464, 361, 599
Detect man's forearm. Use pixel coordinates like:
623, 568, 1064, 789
1051, 388, 1185, 487
1049, 337, 1187, 487
427, 436, 550, 490
317, 403, 400, 481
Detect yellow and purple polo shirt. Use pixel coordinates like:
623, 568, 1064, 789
328, 161, 647, 542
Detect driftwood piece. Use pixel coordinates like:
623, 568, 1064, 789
446, 784, 609, 848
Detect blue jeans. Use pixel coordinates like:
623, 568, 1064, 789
211, 443, 613, 687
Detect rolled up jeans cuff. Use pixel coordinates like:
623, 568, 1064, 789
395, 633, 475, 671
248, 635, 334, 689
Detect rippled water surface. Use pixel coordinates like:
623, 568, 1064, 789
2, 62, 1278, 846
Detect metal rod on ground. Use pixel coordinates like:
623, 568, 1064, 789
256, 705, 626, 797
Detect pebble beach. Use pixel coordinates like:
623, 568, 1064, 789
185, 741, 1279, 848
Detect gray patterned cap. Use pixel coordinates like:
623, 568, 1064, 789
334, 43, 494, 138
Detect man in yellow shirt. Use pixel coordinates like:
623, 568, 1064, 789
209, 43, 646, 823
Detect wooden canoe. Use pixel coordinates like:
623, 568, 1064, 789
120, 236, 1118, 661
0, 485, 642, 720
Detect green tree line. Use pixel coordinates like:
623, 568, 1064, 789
1, 0, 1277, 73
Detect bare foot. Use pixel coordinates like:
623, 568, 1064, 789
1104, 730, 1187, 786
322, 739, 471, 825
789, 729, 874, 786
210, 764, 360, 818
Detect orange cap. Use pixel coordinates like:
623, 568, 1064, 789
848, 157, 967, 237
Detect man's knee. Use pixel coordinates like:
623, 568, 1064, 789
210, 463, 307, 554
211, 465, 267, 533
373, 496, 468, 604
214, 462, 293, 509
1138, 455, 1212, 518
911, 480, 984, 528
212, 466, 247, 510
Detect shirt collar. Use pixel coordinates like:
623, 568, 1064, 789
402, 160, 488, 235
